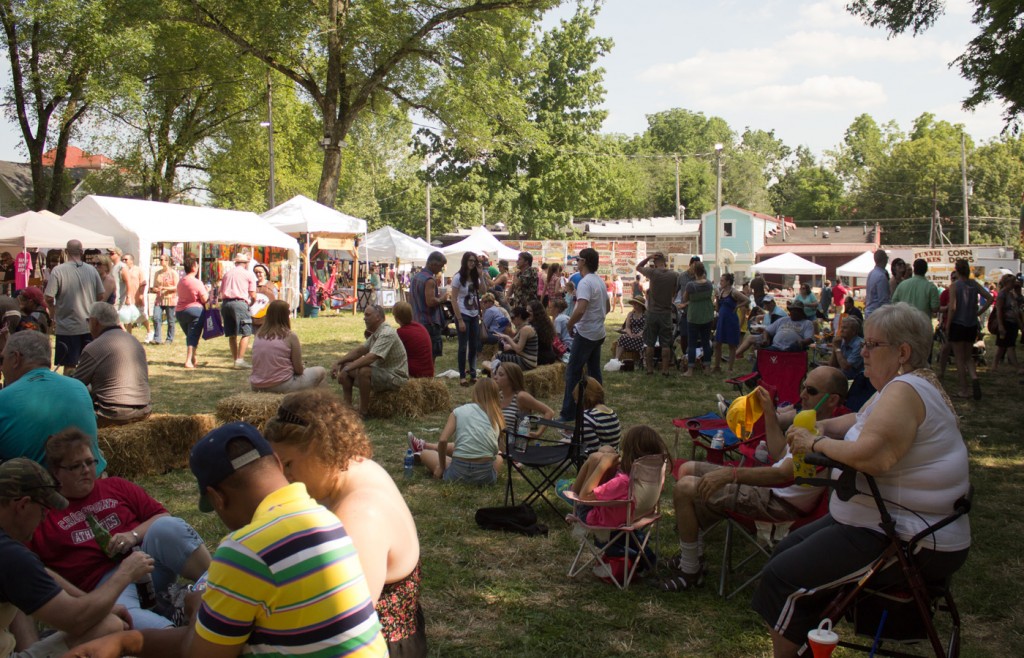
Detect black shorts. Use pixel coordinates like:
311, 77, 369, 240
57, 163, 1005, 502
996, 321, 1020, 348
54, 333, 92, 367
947, 322, 978, 343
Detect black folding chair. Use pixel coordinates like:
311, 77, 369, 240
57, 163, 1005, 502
503, 379, 587, 517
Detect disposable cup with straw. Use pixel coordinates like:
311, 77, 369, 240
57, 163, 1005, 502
791, 392, 828, 485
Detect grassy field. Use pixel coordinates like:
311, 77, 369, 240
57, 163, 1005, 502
135, 309, 1023, 657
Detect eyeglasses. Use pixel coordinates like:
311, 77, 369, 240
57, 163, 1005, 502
59, 458, 98, 472
862, 340, 895, 352
800, 384, 821, 396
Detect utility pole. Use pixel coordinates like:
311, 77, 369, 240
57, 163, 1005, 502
714, 144, 724, 277
674, 154, 681, 222
961, 132, 969, 245
262, 69, 276, 210
425, 182, 432, 243
930, 182, 938, 248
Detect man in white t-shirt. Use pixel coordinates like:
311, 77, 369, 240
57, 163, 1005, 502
559, 248, 607, 421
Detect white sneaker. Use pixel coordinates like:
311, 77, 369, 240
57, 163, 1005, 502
234, 359, 251, 369
145, 331, 155, 344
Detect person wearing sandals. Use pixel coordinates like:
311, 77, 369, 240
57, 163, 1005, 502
408, 379, 504, 484
174, 256, 207, 369
945, 259, 992, 399
265, 390, 426, 656
661, 367, 847, 592
492, 361, 554, 435
450, 252, 490, 387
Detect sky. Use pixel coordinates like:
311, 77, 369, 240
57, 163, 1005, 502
542, 0, 1007, 157
0, 0, 1008, 164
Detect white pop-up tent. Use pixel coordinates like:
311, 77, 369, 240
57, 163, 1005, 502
358, 226, 432, 264
62, 195, 301, 306
261, 195, 368, 311
835, 250, 877, 278
441, 226, 520, 261
751, 252, 826, 276
0, 211, 117, 251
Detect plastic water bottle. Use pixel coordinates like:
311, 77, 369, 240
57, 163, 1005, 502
755, 440, 769, 464
518, 417, 531, 438
711, 430, 725, 450
403, 449, 414, 479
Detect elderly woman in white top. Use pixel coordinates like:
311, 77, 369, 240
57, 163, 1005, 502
752, 302, 971, 658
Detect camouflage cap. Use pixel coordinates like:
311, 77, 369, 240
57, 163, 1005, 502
0, 458, 68, 510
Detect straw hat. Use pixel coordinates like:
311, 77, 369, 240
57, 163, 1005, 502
628, 295, 647, 309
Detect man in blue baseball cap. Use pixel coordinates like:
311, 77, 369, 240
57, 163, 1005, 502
64, 422, 387, 657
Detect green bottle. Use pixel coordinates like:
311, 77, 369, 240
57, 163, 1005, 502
86, 513, 113, 554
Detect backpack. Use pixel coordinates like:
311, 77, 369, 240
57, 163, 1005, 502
475, 504, 548, 537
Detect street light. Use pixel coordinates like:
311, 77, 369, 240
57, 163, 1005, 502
262, 70, 276, 209
714, 143, 724, 276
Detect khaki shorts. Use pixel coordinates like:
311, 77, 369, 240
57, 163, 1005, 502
688, 462, 804, 529
371, 366, 406, 393
14, 631, 70, 658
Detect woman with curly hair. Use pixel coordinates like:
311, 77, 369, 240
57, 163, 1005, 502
264, 390, 425, 656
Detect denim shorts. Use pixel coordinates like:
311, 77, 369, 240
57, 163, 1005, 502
443, 457, 497, 485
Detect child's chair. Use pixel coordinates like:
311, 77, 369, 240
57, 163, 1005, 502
563, 454, 668, 590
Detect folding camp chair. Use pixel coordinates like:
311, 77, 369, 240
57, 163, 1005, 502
503, 379, 587, 516
564, 454, 668, 590
714, 485, 829, 599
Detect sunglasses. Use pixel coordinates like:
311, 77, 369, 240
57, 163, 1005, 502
800, 384, 821, 396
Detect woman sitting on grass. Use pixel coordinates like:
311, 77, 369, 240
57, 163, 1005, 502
570, 425, 670, 528
264, 390, 426, 656
574, 376, 621, 454
409, 378, 505, 485
493, 361, 554, 435
249, 299, 327, 393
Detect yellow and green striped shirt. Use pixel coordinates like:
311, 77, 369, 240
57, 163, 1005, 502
196, 482, 386, 657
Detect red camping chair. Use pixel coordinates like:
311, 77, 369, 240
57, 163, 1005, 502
725, 350, 808, 407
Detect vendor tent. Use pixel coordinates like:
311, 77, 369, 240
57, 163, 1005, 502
62, 195, 301, 306
751, 252, 826, 277
441, 226, 519, 261
835, 250, 877, 278
359, 226, 432, 264
0, 211, 116, 250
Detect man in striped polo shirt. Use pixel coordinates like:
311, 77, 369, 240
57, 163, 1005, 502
63, 422, 386, 658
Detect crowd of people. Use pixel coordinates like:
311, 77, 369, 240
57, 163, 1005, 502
0, 238, 1013, 657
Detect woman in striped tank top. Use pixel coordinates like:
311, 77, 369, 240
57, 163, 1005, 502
494, 362, 554, 438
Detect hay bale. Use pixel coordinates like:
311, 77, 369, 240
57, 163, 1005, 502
99, 413, 218, 479
523, 362, 565, 399
215, 392, 285, 429
367, 377, 451, 419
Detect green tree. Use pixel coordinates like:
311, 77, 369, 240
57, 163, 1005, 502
848, 0, 1024, 126
161, 0, 560, 208
0, 0, 146, 210
771, 147, 847, 224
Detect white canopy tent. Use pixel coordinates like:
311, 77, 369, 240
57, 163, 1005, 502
358, 227, 432, 264
751, 252, 826, 277
62, 195, 301, 306
0, 211, 117, 251
261, 195, 368, 312
835, 250, 877, 278
441, 226, 520, 261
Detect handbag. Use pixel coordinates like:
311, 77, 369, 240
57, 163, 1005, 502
202, 307, 224, 340
475, 504, 548, 537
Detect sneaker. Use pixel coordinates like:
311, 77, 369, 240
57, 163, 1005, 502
145, 331, 155, 344
408, 432, 425, 454
234, 359, 251, 369
716, 393, 729, 417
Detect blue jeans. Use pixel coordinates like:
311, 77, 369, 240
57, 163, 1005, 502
176, 306, 203, 348
560, 334, 604, 420
457, 313, 481, 379
687, 321, 712, 366
98, 516, 205, 630
152, 306, 176, 343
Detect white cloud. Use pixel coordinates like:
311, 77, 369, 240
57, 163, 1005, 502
794, 0, 861, 29
705, 76, 887, 112
929, 100, 1012, 142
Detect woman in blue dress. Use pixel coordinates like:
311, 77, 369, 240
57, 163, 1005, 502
712, 273, 749, 373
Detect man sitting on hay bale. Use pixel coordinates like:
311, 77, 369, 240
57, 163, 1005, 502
73, 302, 152, 427
332, 304, 409, 417
0, 331, 107, 473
